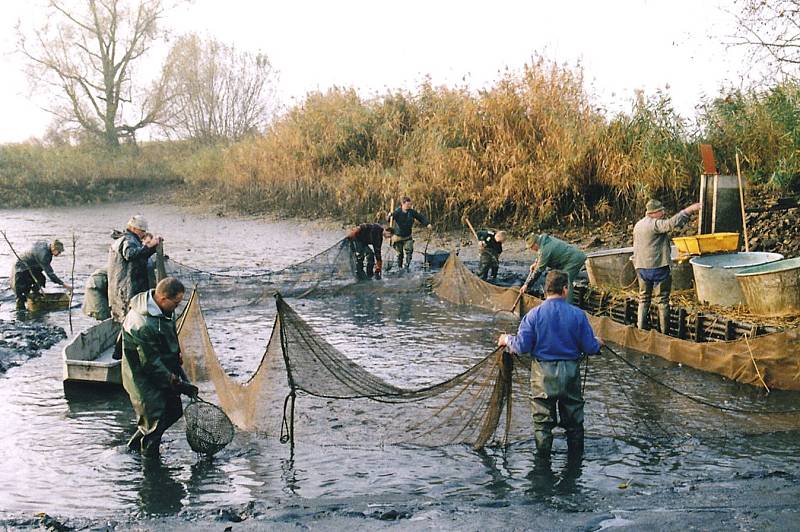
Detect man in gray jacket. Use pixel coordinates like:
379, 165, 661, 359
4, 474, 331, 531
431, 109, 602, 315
633, 199, 701, 332
108, 215, 161, 323
11, 239, 73, 310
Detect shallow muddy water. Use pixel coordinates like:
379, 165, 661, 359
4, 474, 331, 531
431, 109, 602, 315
2, 202, 800, 527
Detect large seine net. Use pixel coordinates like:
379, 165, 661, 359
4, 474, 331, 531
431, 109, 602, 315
166, 239, 359, 310
175, 247, 800, 451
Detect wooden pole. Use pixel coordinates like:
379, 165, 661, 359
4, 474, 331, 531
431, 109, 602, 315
463, 216, 480, 244
68, 232, 76, 334
155, 241, 167, 282
735, 153, 750, 252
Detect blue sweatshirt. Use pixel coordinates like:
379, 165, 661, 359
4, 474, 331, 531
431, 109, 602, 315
506, 297, 600, 361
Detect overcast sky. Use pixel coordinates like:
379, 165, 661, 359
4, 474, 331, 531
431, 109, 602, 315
0, 0, 745, 143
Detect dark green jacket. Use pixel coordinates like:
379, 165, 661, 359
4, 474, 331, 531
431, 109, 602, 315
10, 241, 63, 289
121, 290, 181, 434
534, 234, 586, 276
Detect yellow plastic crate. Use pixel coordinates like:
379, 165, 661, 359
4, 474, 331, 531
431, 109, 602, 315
672, 232, 740, 255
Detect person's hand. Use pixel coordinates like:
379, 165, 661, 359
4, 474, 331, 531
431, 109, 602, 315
529, 262, 538, 273
497, 334, 510, 347
479, 241, 486, 248
685, 202, 701, 214
519, 284, 528, 294
427, 224, 433, 230
595, 336, 605, 347
150, 234, 163, 246
175, 381, 199, 398
63, 283, 73, 292
170, 373, 180, 386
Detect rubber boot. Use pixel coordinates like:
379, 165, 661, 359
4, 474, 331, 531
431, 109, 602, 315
533, 430, 553, 459
658, 305, 670, 335
15, 298, 26, 311
637, 302, 650, 330
566, 428, 584, 460
366, 263, 374, 279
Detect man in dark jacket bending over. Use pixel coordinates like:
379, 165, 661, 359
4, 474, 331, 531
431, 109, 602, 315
499, 270, 602, 460
347, 223, 392, 280
11, 239, 73, 310
476, 229, 507, 281
387, 197, 432, 270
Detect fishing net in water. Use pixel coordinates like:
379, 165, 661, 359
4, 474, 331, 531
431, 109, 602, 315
175, 250, 800, 451
165, 239, 359, 309
432, 254, 800, 440
184, 397, 235, 455
178, 288, 535, 449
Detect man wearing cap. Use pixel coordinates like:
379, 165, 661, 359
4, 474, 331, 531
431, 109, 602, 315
10, 240, 73, 310
633, 199, 701, 332
520, 234, 586, 304
476, 229, 507, 281
347, 223, 392, 280
499, 270, 603, 460
387, 196, 432, 270
108, 215, 162, 323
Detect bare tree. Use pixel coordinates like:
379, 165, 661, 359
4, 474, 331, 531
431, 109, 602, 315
18, 0, 171, 147
731, 0, 800, 80
161, 34, 278, 143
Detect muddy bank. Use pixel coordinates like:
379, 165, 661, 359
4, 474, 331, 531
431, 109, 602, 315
4, 466, 799, 531
0, 319, 65, 373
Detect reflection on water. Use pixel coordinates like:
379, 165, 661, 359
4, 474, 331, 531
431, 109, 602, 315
1, 203, 800, 521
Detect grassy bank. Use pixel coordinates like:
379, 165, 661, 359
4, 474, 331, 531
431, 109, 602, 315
3, 61, 800, 229
0, 142, 186, 208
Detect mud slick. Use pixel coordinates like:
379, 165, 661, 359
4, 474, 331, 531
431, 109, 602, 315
0, 319, 66, 373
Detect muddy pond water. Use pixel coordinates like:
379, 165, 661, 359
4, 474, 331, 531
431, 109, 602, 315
1, 202, 800, 527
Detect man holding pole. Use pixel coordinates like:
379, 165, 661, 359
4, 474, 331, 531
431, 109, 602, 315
108, 215, 162, 323
10, 239, 73, 310
521, 233, 586, 304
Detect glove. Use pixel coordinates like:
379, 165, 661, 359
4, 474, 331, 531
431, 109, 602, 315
174, 381, 199, 398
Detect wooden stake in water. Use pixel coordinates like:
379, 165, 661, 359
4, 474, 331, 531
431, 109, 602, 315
735, 153, 750, 252
68, 232, 76, 335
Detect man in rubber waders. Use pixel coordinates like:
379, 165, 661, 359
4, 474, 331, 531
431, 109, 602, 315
633, 199, 701, 332
387, 197, 432, 270
521, 233, 586, 304
108, 215, 162, 323
10, 239, 73, 310
498, 270, 602, 460
476, 229, 507, 281
122, 277, 198, 455
347, 223, 392, 280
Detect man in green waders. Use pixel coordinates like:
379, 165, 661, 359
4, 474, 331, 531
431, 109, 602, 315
520, 233, 586, 304
387, 196, 432, 270
122, 277, 198, 455
499, 270, 603, 460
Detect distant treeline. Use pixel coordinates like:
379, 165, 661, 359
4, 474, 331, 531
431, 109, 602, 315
3, 60, 800, 230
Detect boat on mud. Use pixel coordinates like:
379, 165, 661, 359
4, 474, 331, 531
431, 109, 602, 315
62, 319, 121, 387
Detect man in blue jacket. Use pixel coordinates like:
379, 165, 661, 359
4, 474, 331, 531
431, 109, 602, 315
499, 270, 602, 459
